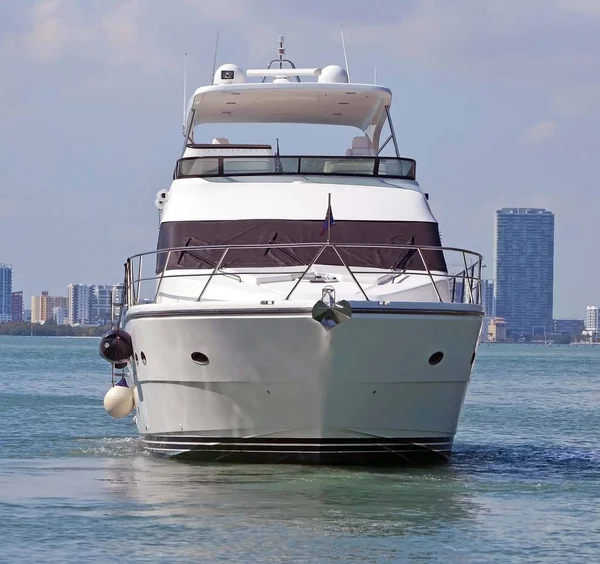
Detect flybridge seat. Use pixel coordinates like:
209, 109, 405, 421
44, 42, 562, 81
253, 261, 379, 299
346, 137, 376, 157
181, 137, 276, 175
322, 137, 378, 174
182, 138, 274, 159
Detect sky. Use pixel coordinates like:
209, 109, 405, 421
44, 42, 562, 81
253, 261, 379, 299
1, 0, 599, 318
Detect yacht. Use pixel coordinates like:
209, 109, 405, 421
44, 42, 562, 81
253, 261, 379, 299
102, 39, 484, 464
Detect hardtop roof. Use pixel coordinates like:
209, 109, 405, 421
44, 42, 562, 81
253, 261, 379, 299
188, 82, 392, 137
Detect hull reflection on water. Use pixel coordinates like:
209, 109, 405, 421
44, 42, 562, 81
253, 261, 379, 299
101, 456, 479, 535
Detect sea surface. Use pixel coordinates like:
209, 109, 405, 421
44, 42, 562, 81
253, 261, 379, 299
0, 337, 599, 563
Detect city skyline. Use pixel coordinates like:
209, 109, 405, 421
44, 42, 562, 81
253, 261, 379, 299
1, 2, 600, 317
2, 201, 598, 330
28, 284, 121, 326
0, 206, 600, 324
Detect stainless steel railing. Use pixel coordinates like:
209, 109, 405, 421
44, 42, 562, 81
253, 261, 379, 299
116, 242, 483, 312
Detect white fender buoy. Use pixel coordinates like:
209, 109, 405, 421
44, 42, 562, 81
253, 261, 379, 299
104, 378, 134, 419
132, 385, 140, 408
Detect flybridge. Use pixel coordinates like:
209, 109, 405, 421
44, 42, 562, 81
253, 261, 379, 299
183, 35, 401, 157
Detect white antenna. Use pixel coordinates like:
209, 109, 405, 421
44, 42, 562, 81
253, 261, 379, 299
340, 25, 351, 82
210, 29, 220, 84
278, 34, 285, 69
374, 66, 377, 84
182, 53, 187, 137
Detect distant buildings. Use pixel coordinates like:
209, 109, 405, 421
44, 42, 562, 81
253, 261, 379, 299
584, 306, 599, 338
0, 264, 12, 323
27, 284, 120, 326
31, 292, 68, 324
11, 291, 23, 322
0, 264, 23, 324
493, 208, 554, 338
93, 285, 115, 326
487, 317, 508, 342
111, 285, 124, 320
53, 306, 68, 325
553, 319, 585, 337
67, 284, 94, 325
68, 283, 119, 325
481, 279, 495, 317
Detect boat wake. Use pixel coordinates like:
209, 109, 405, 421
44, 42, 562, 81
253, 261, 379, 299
451, 442, 600, 481
71, 436, 145, 458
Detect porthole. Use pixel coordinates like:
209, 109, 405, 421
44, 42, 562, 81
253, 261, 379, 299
428, 351, 444, 365
140, 351, 147, 365
191, 352, 209, 365
134, 353, 139, 363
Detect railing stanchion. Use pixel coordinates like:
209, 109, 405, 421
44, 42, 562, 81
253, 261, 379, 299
417, 248, 442, 302
197, 248, 229, 302
331, 246, 370, 301
131, 259, 137, 305
126, 259, 133, 307
284, 245, 328, 301
135, 255, 143, 305
462, 253, 474, 304
477, 257, 483, 305
154, 250, 171, 303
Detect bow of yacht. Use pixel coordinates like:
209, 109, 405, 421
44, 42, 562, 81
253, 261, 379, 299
101, 38, 484, 464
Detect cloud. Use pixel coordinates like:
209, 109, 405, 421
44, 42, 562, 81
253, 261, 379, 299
559, 0, 600, 15
100, 1, 140, 53
519, 121, 558, 146
1, 0, 598, 118
343, 0, 600, 117
22, 0, 82, 62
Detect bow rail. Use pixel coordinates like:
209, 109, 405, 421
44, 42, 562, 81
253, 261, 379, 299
115, 242, 483, 317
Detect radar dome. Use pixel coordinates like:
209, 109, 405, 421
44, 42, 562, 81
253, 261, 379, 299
214, 63, 245, 85
318, 65, 349, 84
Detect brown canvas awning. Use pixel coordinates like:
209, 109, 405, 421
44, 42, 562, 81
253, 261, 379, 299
156, 219, 447, 273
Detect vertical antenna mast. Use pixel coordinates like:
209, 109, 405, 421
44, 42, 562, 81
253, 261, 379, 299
340, 25, 351, 82
210, 29, 220, 84
278, 35, 285, 69
181, 53, 187, 137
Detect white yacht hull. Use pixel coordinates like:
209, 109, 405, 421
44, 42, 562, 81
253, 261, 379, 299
125, 302, 482, 464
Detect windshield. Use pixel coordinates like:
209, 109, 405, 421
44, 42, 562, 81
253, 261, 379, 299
176, 156, 416, 180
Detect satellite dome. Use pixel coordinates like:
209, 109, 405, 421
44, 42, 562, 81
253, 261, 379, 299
318, 65, 349, 84
214, 63, 245, 85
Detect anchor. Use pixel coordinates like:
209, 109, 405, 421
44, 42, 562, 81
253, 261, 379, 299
311, 286, 352, 330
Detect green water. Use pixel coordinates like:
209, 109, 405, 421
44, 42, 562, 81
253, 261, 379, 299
0, 337, 599, 562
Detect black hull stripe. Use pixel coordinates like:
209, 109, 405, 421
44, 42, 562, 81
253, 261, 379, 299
126, 307, 482, 322
140, 435, 453, 445
142, 440, 451, 447
140, 435, 454, 464
145, 446, 451, 453
142, 443, 451, 453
